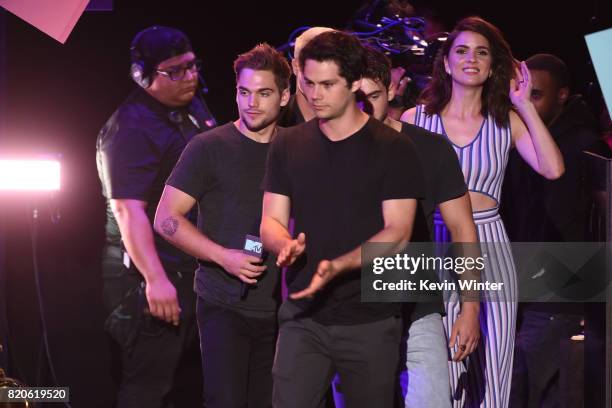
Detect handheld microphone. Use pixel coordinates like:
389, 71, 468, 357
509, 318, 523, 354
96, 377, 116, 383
241, 235, 263, 299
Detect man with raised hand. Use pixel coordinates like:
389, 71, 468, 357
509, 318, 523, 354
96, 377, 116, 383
260, 31, 424, 407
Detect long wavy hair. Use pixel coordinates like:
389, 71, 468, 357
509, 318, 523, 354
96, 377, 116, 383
420, 16, 516, 127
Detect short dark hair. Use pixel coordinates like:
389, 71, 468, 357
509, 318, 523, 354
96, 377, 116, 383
130, 26, 192, 78
233, 43, 291, 91
363, 46, 392, 89
298, 31, 366, 86
526, 53, 569, 89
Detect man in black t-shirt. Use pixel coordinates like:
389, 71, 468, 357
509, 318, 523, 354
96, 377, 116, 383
261, 31, 424, 407
357, 47, 479, 408
155, 44, 290, 408
96, 26, 215, 407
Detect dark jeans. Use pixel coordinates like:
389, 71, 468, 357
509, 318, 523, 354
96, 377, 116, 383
509, 310, 582, 408
272, 300, 402, 408
102, 253, 199, 408
196, 296, 277, 408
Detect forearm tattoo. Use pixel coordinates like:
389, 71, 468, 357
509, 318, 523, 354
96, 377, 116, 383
161, 216, 179, 236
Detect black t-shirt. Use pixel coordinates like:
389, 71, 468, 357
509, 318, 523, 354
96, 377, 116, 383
400, 121, 467, 321
166, 123, 280, 316
263, 117, 425, 325
96, 87, 215, 272
401, 122, 467, 240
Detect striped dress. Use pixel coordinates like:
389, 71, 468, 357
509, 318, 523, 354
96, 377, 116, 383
414, 104, 518, 408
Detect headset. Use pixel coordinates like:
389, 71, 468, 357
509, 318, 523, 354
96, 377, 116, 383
129, 28, 153, 89
130, 61, 150, 89
129, 26, 193, 89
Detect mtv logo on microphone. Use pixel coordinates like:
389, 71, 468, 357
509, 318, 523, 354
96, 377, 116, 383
243, 235, 263, 258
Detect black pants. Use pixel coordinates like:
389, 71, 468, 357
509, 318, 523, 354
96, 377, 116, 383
509, 310, 582, 408
272, 300, 402, 408
197, 297, 277, 408
102, 253, 199, 408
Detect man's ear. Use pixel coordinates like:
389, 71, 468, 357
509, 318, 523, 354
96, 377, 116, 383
291, 59, 300, 77
557, 86, 570, 105
387, 82, 396, 102
351, 78, 363, 93
280, 87, 291, 107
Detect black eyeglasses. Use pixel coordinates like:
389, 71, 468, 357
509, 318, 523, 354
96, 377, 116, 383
156, 59, 201, 81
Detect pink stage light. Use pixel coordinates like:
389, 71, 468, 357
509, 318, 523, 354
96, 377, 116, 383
0, 159, 60, 191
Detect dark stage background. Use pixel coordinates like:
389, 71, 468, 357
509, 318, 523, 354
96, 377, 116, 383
0, 1, 610, 406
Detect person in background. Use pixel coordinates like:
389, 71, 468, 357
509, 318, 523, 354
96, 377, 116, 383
354, 45, 478, 408
96, 25, 215, 407
505, 53, 600, 408
277, 26, 334, 127
502, 53, 601, 242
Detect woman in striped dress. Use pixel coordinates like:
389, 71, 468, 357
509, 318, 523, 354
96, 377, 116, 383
401, 16, 564, 408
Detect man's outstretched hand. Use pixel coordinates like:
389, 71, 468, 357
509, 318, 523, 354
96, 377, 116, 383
277, 232, 306, 267
290, 259, 338, 300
